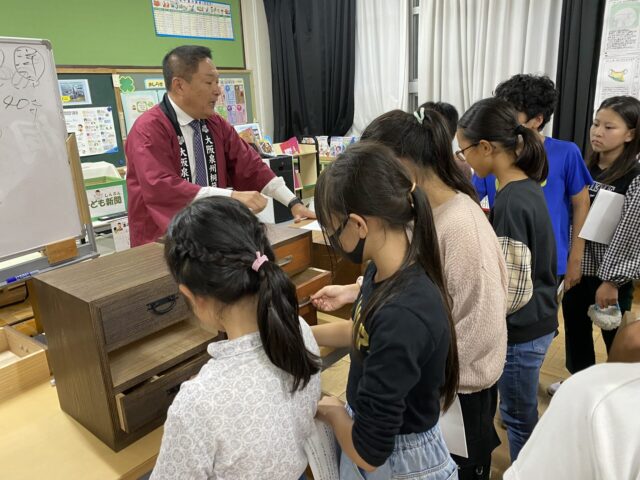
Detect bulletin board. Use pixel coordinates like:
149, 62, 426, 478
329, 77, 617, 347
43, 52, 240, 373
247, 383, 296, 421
56, 67, 256, 168
58, 73, 127, 167
117, 70, 256, 135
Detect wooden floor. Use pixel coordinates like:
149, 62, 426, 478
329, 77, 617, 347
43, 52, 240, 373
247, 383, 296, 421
319, 285, 640, 478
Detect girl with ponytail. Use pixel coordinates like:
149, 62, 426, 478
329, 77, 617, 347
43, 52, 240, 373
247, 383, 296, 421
311, 141, 459, 479
151, 196, 321, 480
457, 97, 558, 462
358, 107, 508, 479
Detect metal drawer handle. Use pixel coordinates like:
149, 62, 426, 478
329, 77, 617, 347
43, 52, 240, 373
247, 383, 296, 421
146, 294, 178, 315
276, 255, 293, 268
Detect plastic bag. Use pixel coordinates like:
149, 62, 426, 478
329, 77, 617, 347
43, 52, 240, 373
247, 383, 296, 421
588, 303, 622, 331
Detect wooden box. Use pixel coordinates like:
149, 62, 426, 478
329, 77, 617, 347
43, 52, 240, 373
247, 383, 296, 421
32, 243, 216, 451
32, 225, 329, 451
0, 326, 49, 402
84, 175, 127, 221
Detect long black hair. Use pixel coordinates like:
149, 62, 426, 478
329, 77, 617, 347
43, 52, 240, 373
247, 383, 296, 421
458, 97, 549, 182
315, 141, 459, 410
164, 196, 321, 392
361, 109, 478, 202
588, 96, 640, 185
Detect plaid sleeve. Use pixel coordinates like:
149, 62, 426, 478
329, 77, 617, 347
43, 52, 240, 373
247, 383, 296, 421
598, 175, 640, 286
498, 236, 534, 315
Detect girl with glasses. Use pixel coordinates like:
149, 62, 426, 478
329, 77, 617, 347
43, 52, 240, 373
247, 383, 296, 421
457, 97, 557, 462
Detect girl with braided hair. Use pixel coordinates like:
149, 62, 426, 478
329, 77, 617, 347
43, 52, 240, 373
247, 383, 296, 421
150, 196, 321, 480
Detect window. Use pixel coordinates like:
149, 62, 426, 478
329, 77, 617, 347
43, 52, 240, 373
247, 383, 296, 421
408, 0, 419, 111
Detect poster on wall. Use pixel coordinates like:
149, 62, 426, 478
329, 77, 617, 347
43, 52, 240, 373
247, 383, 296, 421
595, 0, 640, 108
58, 79, 92, 106
122, 91, 162, 133
152, 0, 234, 41
215, 78, 247, 125
64, 107, 119, 157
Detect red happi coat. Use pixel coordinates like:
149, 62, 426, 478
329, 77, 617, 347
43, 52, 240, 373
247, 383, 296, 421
125, 105, 275, 246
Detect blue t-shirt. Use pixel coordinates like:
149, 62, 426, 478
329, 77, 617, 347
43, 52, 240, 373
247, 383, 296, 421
473, 136, 592, 275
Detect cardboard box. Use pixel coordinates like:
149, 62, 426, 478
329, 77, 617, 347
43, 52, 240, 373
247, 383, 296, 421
84, 176, 127, 221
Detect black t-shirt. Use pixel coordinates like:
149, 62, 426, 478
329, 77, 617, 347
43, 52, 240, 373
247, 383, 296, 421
346, 262, 450, 467
490, 178, 558, 343
588, 164, 640, 202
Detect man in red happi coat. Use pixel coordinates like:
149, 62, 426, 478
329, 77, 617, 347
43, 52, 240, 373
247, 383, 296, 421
126, 45, 313, 246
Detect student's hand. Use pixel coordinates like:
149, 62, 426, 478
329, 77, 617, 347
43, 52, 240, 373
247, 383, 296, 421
231, 191, 268, 213
316, 395, 345, 425
291, 203, 316, 222
564, 256, 583, 291
595, 281, 618, 308
312, 284, 360, 312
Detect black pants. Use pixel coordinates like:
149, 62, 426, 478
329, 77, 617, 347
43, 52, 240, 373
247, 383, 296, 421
451, 384, 500, 480
561, 276, 634, 374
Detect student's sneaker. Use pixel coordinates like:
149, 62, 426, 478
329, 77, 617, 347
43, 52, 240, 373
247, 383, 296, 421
546, 381, 563, 396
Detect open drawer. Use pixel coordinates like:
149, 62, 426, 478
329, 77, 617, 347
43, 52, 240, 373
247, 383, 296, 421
0, 326, 49, 402
291, 267, 331, 326
115, 352, 210, 434
272, 231, 312, 276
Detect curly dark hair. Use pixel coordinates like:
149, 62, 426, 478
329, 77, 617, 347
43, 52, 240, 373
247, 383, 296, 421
494, 74, 558, 131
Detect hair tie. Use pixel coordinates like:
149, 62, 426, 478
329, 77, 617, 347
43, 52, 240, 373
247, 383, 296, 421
514, 124, 527, 135
413, 107, 425, 124
251, 251, 268, 272
408, 182, 416, 209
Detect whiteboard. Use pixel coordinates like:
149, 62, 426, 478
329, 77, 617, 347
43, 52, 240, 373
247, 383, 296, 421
0, 37, 82, 259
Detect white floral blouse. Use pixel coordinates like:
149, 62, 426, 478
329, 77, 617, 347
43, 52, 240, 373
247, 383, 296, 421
150, 318, 321, 480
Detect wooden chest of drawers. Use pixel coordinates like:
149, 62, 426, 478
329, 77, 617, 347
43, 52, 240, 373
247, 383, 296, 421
32, 224, 329, 451
266, 224, 331, 325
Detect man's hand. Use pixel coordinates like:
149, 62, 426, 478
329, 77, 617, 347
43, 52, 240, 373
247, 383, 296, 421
231, 191, 267, 213
291, 203, 316, 222
595, 281, 618, 309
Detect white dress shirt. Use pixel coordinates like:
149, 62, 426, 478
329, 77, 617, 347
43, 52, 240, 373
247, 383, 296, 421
168, 96, 296, 207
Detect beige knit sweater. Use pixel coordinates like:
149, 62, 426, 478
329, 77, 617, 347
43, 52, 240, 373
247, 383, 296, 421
432, 193, 508, 394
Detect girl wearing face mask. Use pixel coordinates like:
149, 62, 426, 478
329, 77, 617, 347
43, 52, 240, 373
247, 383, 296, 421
311, 142, 459, 479
562, 96, 640, 375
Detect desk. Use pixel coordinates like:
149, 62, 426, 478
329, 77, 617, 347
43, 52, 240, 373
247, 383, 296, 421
0, 381, 161, 480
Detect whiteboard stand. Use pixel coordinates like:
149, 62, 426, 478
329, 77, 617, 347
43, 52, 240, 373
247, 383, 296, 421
0, 36, 101, 289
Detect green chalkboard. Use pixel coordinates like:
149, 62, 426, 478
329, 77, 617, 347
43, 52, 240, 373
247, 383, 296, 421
0, 0, 244, 68
59, 73, 127, 167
